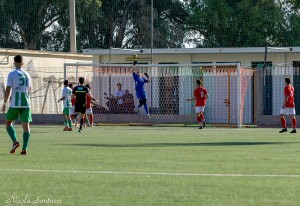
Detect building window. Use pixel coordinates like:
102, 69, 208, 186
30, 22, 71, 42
251, 61, 272, 69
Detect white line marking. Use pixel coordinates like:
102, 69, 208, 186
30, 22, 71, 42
0, 168, 300, 178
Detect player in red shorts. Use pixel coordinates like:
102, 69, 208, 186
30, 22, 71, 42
187, 80, 209, 129
279, 77, 297, 133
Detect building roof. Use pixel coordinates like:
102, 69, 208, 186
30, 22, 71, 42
83, 47, 300, 55
0, 48, 93, 60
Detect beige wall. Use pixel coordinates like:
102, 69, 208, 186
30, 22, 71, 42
0, 50, 92, 114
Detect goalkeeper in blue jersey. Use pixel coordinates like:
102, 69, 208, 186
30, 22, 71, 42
129, 65, 151, 118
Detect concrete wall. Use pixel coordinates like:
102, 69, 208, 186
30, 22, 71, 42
0, 49, 93, 114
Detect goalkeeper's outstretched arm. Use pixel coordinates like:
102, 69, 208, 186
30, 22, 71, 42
129, 66, 141, 74
143, 73, 151, 83
129, 66, 136, 73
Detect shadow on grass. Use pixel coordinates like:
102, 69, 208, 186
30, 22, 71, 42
58, 142, 300, 148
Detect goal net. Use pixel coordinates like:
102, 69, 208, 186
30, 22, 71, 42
64, 63, 254, 127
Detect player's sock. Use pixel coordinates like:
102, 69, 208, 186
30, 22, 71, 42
196, 117, 201, 123
68, 120, 72, 128
22, 132, 30, 150
280, 117, 287, 128
6, 126, 17, 143
86, 117, 90, 126
80, 118, 84, 129
292, 118, 297, 129
200, 113, 204, 120
137, 105, 142, 112
64, 119, 68, 126
144, 103, 149, 114
89, 115, 93, 125
200, 113, 205, 125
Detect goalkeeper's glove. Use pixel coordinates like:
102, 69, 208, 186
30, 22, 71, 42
133, 61, 137, 66
144, 73, 149, 78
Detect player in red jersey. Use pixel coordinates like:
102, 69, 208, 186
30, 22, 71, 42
187, 80, 209, 129
279, 77, 297, 133
84, 84, 95, 127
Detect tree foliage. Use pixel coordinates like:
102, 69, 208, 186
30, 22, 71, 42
187, 0, 294, 47
0, 0, 68, 50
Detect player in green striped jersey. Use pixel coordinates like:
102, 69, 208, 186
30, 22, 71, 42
2, 55, 32, 155
58, 80, 73, 131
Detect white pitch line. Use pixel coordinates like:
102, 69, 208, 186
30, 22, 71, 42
0, 168, 300, 178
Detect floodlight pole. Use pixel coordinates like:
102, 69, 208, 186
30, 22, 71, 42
150, 0, 154, 111
151, 0, 154, 64
109, 47, 111, 64
237, 63, 241, 128
263, 46, 267, 115
69, 0, 77, 53
63, 63, 67, 80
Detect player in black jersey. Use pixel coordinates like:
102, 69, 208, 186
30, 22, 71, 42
72, 77, 97, 132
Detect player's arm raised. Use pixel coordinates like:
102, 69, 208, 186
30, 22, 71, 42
129, 67, 135, 73
144, 72, 151, 82
129, 66, 139, 74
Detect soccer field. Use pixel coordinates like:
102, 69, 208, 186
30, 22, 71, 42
0, 126, 300, 206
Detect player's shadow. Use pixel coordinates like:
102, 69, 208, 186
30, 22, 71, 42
61, 142, 298, 148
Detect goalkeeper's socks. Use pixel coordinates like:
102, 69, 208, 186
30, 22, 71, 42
22, 132, 30, 150
7, 126, 18, 143
196, 117, 201, 123
144, 103, 149, 115
280, 117, 287, 128
64, 119, 68, 126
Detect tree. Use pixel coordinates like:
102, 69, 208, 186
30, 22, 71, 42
125, 0, 188, 48
187, 0, 288, 47
0, 0, 68, 50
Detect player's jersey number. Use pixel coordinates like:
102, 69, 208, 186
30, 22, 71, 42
18, 76, 28, 86
200, 91, 205, 98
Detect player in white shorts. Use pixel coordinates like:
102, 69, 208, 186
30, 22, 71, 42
279, 77, 297, 133
187, 80, 209, 129
195, 106, 205, 114
84, 84, 96, 127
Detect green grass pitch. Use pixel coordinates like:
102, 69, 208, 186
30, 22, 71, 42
0, 125, 300, 206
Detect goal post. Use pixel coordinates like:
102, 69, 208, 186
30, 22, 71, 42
63, 63, 254, 127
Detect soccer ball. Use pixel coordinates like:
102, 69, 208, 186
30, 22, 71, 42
132, 54, 137, 59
